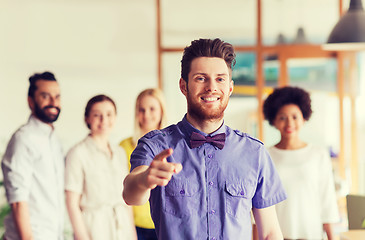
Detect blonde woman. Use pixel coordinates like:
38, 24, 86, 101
65, 95, 137, 240
120, 88, 166, 240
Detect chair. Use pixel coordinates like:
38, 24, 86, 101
346, 194, 365, 230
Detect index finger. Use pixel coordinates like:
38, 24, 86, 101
153, 148, 173, 162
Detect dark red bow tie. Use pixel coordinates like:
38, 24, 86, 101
190, 132, 226, 150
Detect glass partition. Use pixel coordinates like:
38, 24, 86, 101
232, 52, 257, 96
288, 58, 337, 92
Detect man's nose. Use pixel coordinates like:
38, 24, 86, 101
49, 96, 60, 106
49, 97, 56, 105
205, 79, 217, 92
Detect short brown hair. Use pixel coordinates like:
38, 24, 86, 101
181, 38, 236, 82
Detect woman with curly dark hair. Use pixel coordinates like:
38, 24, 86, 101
263, 86, 339, 240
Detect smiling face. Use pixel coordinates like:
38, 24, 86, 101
28, 80, 61, 124
137, 95, 162, 133
273, 104, 305, 139
85, 100, 116, 137
180, 57, 233, 122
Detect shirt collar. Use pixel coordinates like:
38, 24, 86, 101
84, 135, 115, 158
28, 114, 55, 137
179, 114, 227, 138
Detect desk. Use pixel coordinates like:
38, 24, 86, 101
340, 230, 365, 240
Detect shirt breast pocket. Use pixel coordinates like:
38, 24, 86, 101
164, 178, 200, 218
225, 181, 255, 218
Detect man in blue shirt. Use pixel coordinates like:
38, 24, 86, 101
123, 38, 287, 240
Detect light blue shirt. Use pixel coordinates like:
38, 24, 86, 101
2, 115, 65, 240
131, 116, 287, 240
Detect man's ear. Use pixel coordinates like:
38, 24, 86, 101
28, 96, 35, 111
179, 78, 187, 96
229, 80, 234, 96
84, 116, 90, 129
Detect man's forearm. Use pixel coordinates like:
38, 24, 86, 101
124, 150, 181, 206
11, 202, 33, 240
123, 170, 151, 206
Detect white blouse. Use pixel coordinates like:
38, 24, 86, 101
268, 144, 339, 239
65, 136, 135, 240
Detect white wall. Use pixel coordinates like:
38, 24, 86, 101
0, 0, 159, 152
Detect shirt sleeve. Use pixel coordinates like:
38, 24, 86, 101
319, 149, 340, 223
1, 134, 35, 203
252, 145, 287, 209
64, 146, 84, 194
130, 137, 159, 172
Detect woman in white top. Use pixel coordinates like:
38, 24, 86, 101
65, 95, 137, 240
263, 86, 339, 240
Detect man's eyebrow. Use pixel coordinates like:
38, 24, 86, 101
192, 72, 208, 77
192, 73, 229, 77
39, 92, 60, 97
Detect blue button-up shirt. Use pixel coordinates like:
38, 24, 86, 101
131, 116, 286, 240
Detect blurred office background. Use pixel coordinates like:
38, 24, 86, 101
1, 0, 365, 237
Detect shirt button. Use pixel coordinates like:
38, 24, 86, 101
211, 237, 216, 240
210, 209, 216, 215
208, 154, 212, 158
209, 181, 214, 186
240, 190, 245, 196
180, 189, 185, 195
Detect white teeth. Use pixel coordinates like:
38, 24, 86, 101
203, 97, 218, 101
47, 108, 58, 114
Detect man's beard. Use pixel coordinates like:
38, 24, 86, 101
186, 91, 228, 122
34, 102, 61, 123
